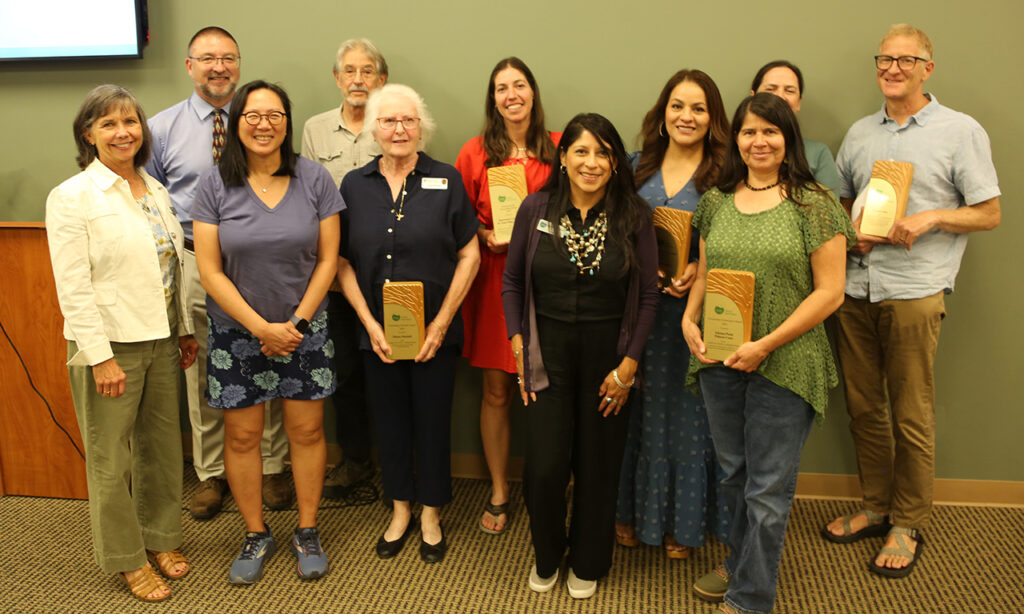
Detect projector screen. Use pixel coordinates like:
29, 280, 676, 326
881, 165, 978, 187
0, 0, 146, 62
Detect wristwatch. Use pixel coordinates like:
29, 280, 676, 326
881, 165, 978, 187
289, 314, 309, 333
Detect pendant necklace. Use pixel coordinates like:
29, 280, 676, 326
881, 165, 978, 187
394, 177, 409, 220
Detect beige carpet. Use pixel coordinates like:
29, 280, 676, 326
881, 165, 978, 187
0, 468, 1021, 613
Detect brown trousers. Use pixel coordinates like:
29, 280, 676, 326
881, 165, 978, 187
836, 292, 945, 529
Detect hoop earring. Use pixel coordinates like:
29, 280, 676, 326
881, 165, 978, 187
560, 165, 566, 174
659, 122, 666, 138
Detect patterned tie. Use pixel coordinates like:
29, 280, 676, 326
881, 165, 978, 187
212, 109, 225, 163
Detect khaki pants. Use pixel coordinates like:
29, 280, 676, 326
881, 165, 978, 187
836, 292, 945, 529
69, 321, 184, 573
182, 249, 288, 480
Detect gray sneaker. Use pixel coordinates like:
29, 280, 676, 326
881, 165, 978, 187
291, 527, 329, 580
693, 564, 730, 602
323, 459, 374, 499
229, 527, 276, 585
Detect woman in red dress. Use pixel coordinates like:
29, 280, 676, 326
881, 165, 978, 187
455, 57, 560, 534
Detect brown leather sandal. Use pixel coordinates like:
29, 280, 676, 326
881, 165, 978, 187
663, 535, 692, 560
615, 523, 639, 547
147, 549, 190, 579
119, 564, 171, 602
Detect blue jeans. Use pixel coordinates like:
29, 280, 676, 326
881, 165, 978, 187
699, 367, 815, 614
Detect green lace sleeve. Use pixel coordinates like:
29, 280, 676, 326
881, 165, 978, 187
694, 188, 725, 239
796, 186, 857, 254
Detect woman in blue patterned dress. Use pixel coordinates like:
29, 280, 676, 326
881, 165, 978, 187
615, 69, 731, 558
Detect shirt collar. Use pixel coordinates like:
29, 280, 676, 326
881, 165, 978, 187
189, 90, 231, 121
83, 158, 124, 191
335, 104, 354, 134
361, 152, 434, 177
878, 93, 939, 127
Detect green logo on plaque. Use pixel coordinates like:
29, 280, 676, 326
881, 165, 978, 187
715, 306, 725, 315
392, 314, 401, 321
498, 196, 506, 202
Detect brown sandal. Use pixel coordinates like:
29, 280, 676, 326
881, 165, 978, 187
147, 549, 190, 579
615, 523, 639, 547
663, 535, 692, 560
119, 564, 171, 602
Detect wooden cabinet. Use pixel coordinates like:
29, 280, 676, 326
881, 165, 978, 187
0, 223, 88, 499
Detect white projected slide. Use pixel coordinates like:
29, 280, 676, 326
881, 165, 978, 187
0, 1, 141, 60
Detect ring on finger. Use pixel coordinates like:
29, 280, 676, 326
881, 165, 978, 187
605, 397, 615, 404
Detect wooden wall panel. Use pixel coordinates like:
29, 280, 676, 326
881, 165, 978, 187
0, 224, 88, 499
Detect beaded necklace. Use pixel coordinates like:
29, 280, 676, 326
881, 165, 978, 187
559, 211, 608, 275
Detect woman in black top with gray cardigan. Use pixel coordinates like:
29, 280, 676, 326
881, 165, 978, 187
502, 113, 659, 599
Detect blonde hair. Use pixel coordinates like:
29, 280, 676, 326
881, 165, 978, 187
879, 24, 934, 59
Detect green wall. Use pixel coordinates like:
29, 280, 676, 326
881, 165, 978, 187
3, 0, 1021, 481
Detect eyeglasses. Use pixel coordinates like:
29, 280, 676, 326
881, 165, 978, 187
242, 111, 287, 126
376, 117, 420, 131
874, 55, 929, 70
341, 66, 377, 78
189, 55, 240, 66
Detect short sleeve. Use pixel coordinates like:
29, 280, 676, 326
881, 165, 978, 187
953, 120, 1001, 206
190, 168, 223, 225
309, 161, 345, 219
797, 188, 857, 254
454, 139, 483, 207
449, 170, 480, 248
834, 132, 857, 200
693, 188, 724, 239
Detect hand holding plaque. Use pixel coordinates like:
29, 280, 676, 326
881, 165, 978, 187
488, 165, 528, 243
382, 281, 425, 360
860, 160, 913, 237
652, 207, 693, 286
703, 269, 755, 362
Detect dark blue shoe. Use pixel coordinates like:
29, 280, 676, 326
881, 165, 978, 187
291, 527, 329, 580
229, 526, 275, 585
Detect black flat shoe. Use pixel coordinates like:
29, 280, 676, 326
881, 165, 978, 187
419, 524, 447, 564
375, 518, 417, 559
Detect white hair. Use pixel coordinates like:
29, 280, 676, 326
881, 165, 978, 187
364, 84, 437, 149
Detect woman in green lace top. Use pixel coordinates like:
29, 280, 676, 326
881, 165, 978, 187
681, 93, 854, 614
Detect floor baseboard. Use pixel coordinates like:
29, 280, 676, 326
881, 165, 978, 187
202, 443, 1021, 508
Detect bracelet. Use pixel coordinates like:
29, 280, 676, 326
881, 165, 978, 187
612, 369, 634, 390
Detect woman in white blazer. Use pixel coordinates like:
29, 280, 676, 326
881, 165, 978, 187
46, 85, 197, 603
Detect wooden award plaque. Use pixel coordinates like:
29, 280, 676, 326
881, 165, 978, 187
703, 269, 755, 362
382, 281, 425, 360
860, 160, 913, 237
487, 165, 528, 243
652, 207, 693, 284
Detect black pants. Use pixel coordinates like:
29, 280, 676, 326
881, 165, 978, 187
524, 316, 632, 581
362, 346, 456, 507
327, 292, 371, 463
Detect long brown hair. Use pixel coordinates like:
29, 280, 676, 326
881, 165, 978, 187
718, 93, 825, 206
481, 57, 557, 167
634, 69, 729, 193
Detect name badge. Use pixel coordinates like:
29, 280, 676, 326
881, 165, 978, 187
536, 219, 554, 235
421, 177, 448, 190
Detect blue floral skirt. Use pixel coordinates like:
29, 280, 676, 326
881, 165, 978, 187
205, 312, 337, 409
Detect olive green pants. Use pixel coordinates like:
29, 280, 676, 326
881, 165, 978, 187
68, 321, 184, 573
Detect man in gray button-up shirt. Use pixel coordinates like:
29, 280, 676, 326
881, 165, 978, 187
301, 39, 388, 498
823, 24, 1001, 579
